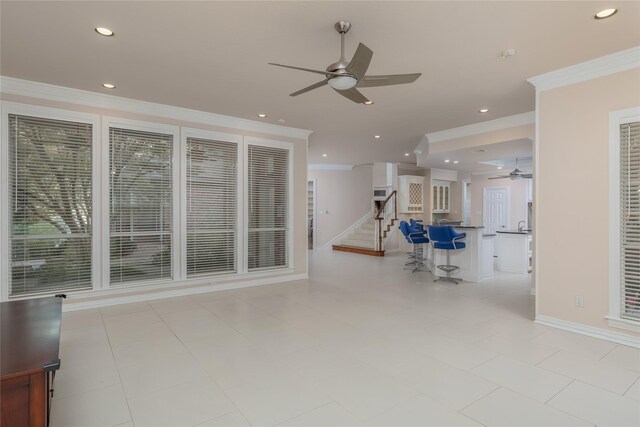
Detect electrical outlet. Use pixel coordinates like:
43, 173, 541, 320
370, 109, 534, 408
575, 296, 584, 307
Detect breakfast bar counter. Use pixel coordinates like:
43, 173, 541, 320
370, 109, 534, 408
424, 226, 494, 282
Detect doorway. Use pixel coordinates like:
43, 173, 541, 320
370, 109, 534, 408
462, 179, 471, 224
307, 180, 316, 250
483, 186, 510, 234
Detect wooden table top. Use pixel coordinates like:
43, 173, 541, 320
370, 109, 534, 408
1, 297, 62, 378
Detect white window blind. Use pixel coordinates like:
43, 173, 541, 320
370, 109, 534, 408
620, 121, 640, 321
9, 114, 93, 296
247, 144, 289, 270
186, 137, 237, 276
109, 127, 173, 284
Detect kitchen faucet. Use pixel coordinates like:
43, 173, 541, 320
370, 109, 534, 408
438, 218, 449, 225
518, 220, 526, 232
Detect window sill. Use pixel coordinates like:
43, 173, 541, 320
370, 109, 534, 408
605, 315, 640, 333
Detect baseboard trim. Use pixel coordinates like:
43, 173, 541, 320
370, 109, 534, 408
61, 273, 309, 312
535, 315, 640, 348
332, 245, 384, 257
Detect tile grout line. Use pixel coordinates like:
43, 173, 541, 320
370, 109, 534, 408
534, 349, 561, 367
598, 343, 618, 361
622, 375, 640, 397
99, 308, 136, 426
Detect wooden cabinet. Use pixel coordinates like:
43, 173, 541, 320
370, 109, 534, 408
398, 175, 424, 214
1, 297, 62, 427
432, 180, 451, 213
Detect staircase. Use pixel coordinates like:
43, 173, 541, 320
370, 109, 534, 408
332, 191, 398, 256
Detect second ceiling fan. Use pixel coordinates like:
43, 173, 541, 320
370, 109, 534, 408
269, 21, 422, 104
489, 158, 533, 180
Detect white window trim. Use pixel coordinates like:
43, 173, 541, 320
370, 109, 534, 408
1, 102, 299, 301
244, 136, 295, 271
180, 127, 244, 277
608, 106, 640, 332
0, 101, 100, 300
101, 116, 180, 289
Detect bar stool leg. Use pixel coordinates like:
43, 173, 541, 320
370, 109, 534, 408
434, 249, 461, 284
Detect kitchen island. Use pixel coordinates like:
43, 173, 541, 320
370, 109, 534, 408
424, 225, 494, 283
496, 230, 532, 274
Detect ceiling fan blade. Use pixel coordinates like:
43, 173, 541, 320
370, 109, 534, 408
346, 43, 374, 81
522, 174, 533, 179
334, 87, 370, 104
488, 175, 510, 180
268, 63, 343, 77
290, 80, 328, 97
357, 73, 422, 88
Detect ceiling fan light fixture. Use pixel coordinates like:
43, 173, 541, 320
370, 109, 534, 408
327, 75, 358, 90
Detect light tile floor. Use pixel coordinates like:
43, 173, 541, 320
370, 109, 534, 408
52, 250, 640, 427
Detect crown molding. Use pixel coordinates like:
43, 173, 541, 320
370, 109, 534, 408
528, 45, 640, 92
425, 111, 535, 144
308, 163, 354, 171
0, 76, 313, 140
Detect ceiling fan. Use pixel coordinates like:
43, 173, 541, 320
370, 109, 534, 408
268, 21, 422, 104
488, 158, 533, 180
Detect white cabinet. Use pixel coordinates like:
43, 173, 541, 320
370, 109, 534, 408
398, 175, 424, 214
432, 180, 451, 213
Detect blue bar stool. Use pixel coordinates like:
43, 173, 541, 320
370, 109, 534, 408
427, 225, 466, 284
400, 221, 429, 273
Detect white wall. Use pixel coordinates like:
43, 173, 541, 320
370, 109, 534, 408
307, 166, 373, 248
470, 174, 529, 230
536, 66, 640, 337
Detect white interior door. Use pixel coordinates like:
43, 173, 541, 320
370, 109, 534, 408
483, 186, 509, 234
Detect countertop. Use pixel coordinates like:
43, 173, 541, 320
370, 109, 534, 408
425, 223, 484, 229
496, 230, 532, 235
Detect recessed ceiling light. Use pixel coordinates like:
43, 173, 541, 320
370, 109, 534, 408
404, 153, 410, 157
322, 154, 327, 157
444, 159, 450, 163
374, 135, 381, 139
257, 113, 267, 118
95, 27, 114, 37
594, 8, 618, 19
453, 160, 459, 164
497, 166, 503, 170
364, 101, 374, 105
277, 118, 286, 123
102, 83, 116, 89
479, 108, 489, 113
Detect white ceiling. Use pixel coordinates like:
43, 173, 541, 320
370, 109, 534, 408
1, 1, 639, 165
421, 138, 533, 174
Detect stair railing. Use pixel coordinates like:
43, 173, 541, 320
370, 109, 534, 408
374, 190, 398, 251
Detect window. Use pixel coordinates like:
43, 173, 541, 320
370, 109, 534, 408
186, 136, 238, 275
609, 107, 640, 331
247, 144, 289, 270
109, 126, 173, 284
8, 114, 93, 296
619, 120, 640, 321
